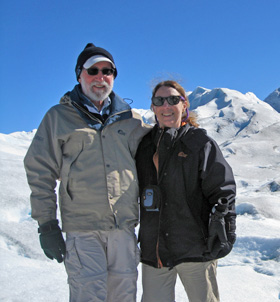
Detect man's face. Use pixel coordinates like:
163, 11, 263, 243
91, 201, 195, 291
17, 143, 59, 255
79, 61, 114, 103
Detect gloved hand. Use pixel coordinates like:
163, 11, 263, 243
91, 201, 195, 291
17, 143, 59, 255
205, 198, 236, 259
38, 219, 66, 263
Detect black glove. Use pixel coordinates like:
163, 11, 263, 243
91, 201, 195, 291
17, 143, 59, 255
38, 219, 66, 263
205, 198, 236, 259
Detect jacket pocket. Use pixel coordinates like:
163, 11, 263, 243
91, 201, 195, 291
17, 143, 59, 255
59, 159, 72, 201
64, 237, 83, 277
60, 147, 84, 201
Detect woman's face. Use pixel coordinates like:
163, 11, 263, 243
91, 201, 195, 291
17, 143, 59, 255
152, 86, 187, 128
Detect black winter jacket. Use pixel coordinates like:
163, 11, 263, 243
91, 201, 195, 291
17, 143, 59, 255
136, 124, 236, 268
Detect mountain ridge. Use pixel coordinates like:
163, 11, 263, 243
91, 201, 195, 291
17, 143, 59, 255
263, 87, 280, 112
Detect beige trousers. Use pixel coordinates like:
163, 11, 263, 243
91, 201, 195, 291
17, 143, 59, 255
141, 260, 219, 302
64, 228, 140, 302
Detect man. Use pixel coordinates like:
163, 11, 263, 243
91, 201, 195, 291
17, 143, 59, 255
24, 43, 151, 302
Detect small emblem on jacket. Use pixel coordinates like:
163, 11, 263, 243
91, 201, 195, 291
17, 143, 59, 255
178, 151, 188, 158
118, 129, 126, 135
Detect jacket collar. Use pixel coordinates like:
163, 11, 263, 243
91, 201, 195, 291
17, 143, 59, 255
60, 84, 132, 130
152, 124, 191, 148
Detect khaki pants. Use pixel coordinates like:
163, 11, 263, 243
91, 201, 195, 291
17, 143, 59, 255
141, 261, 219, 302
64, 228, 140, 302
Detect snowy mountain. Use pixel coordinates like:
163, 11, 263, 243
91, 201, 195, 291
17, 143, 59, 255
1, 87, 280, 301
189, 87, 280, 141
263, 87, 280, 113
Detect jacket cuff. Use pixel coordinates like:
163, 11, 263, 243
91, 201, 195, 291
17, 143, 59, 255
227, 232, 236, 244
38, 219, 59, 233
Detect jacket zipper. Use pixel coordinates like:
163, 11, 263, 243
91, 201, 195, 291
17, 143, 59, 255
72, 101, 104, 124
154, 129, 178, 268
154, 130, 164, 268
72, 101, 130, 229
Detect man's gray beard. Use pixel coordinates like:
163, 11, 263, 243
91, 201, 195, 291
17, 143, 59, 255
90, 89, 111, 102
90, 81, 113, 102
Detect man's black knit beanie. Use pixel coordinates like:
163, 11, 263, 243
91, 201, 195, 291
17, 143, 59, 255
75, 43, 117, 80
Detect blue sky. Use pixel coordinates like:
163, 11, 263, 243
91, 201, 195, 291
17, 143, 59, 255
1, 0, 279, 134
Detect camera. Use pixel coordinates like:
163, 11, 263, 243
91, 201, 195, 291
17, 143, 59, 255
141, 185, 161, 212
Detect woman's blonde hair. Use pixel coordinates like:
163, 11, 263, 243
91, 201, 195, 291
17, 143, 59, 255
152, 80, 199, 128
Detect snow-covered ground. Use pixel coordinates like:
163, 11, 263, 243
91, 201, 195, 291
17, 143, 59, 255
1, 87, 280, 301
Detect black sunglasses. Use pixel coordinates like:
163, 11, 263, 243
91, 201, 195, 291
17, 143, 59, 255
86, 67, 115, 76
152, 95, 185, 106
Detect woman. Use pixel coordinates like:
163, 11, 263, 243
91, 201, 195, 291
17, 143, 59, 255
136, 80, 236, 302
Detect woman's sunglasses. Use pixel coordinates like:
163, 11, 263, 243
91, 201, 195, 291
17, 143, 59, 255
86, 67, 115, 76
152, 95, 185, 106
